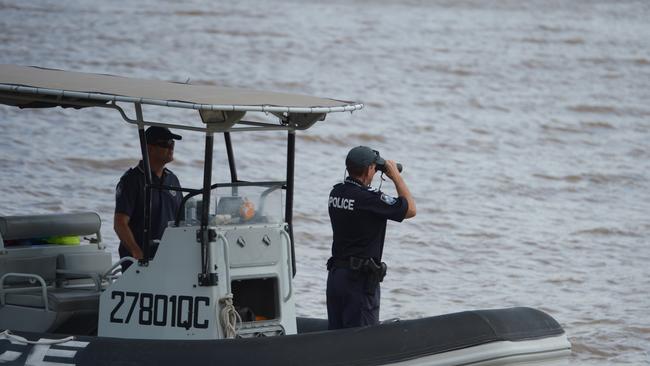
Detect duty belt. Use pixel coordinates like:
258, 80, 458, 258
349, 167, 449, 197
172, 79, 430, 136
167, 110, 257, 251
327, 257, 388, 283
327, 256, 366, 271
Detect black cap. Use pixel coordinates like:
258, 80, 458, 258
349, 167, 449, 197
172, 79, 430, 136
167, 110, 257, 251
345, 146, 385, 168
145, 126, 182, 144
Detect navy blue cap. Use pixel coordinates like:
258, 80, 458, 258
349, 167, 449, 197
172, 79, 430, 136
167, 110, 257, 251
145, 126, 182, 143
345, 146, 385, 168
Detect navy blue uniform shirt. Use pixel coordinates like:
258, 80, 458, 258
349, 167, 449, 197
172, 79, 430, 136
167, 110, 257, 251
115, 161, 182, 253
328, 177, 408, 261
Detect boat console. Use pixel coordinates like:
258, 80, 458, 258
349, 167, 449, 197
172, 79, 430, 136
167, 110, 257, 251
98, 186, 296, 339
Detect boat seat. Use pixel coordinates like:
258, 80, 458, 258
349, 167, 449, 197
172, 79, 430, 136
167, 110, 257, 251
0, 212, 109, 333
0, 212, 101, 241
56, 251, 113, 289
57, 251, 112, 273
1, 252, 109, 311
3, 288, 99, 312
0, 255, 57, 286
0, 254, 103, 333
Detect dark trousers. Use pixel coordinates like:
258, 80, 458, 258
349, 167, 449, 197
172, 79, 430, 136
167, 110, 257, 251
326, 267, 380, 330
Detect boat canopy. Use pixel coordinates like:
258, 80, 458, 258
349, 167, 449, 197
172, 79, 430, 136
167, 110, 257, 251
0, 64, 363, 131
0, 64, 362, 112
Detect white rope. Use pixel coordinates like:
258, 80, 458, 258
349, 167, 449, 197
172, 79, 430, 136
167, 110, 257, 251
219, 293, 241, 339
0, 330, 75, 345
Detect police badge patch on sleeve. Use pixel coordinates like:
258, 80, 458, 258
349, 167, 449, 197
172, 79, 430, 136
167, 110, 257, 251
380, 193, 397, 205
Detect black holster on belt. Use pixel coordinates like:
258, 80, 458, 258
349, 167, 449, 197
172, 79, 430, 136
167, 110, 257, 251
327, 257, 388, 295
363, 258, 387, 295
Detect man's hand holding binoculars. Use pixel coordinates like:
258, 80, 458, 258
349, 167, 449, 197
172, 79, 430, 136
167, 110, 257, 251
382, 160, 402, 181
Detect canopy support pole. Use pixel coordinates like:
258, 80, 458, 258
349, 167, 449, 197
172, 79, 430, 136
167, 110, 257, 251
135, 103, 153, 266
224, 132, 239, 197
224, 132, 238, 183
198, 132, 218, 286
285, 130, 297, 276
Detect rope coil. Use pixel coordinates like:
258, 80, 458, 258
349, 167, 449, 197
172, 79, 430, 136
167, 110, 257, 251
219, 293, 241, 339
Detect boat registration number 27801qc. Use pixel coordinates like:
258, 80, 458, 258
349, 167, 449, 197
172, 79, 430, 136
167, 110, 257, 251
0, 64, 571, 366
108, 291, 211, 329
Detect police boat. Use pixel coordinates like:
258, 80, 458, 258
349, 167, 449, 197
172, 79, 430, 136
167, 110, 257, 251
0, 65, 571, 366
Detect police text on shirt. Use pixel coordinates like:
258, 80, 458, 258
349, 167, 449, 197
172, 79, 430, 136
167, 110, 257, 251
329, 196, 355, 211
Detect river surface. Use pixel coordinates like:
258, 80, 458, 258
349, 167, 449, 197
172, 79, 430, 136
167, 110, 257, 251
1, 0, 649, 364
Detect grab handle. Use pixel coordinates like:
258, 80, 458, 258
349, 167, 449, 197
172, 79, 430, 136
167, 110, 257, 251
103, 257, 136, 281
216, 232, 231, 293
280, 229, 293, 302
0, 273, 49, 311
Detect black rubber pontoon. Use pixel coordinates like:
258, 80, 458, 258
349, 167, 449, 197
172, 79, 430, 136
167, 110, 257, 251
1, 308, 566, 366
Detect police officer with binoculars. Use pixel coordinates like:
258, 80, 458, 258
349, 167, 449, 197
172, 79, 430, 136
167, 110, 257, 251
326, 146, 416, 330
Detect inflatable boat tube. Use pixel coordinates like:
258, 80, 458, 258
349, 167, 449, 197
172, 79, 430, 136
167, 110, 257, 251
0, 307, 570, 366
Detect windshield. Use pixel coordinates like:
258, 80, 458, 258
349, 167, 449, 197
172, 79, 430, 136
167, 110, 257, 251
183, 184, 284, 226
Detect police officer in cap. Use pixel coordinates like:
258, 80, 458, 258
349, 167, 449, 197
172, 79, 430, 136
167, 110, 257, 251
114, 126, 183, 271
327, 146, 416, 329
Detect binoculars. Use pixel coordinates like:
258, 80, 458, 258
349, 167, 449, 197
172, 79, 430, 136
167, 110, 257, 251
372, 149, 403, 173
376, 161, 403, 173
